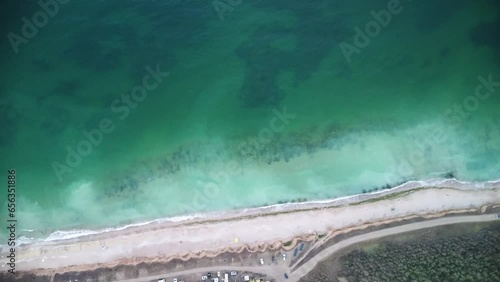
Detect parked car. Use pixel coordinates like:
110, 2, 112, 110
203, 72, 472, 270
272, 256, 275, 263
293, 248, 298, 256
282, 253, 287, 260
173, 279, 177, 282
217, 271, 221, 277
284, 273, 289, 279
299, 243, 305, 251
497, 214, 500, 219
260, 258, 264, 265
207, 272, 211, 278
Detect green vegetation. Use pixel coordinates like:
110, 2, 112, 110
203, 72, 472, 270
300, 223, 500, 282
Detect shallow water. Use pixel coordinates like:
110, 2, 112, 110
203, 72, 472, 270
1, 0, 499, 240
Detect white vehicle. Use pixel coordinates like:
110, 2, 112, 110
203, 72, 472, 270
217, 271, 221, 277
260, 258, 264, 265
173, 279, 177, 282
158, 280, 165, 282
201, 276, 208, 281
282, 253, 287, 260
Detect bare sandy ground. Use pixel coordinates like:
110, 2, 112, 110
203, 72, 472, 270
3, 180, 500, 275
116, 214, 498, 282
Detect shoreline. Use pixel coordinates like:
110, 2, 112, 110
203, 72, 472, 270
10, 177, 500, 246
3, 179, 499, 274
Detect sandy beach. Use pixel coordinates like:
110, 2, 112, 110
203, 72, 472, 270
2, 179, 499, 280
3, 1, 500, 281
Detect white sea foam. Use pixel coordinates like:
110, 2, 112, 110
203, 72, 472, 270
17, 236, 39, 246
44, 229, 103, 241
7, 178, 498, 246
35, 214, 207, 244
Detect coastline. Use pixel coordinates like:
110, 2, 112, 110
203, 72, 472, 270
2, 1, 500, 281
6, 178, 500, 248
14, 178, 500, 245
3, 179, 499, 275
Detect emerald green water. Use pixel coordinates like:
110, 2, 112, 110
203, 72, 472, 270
1, 0, 499, 240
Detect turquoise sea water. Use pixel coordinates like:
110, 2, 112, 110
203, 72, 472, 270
1, 0, 499, 240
